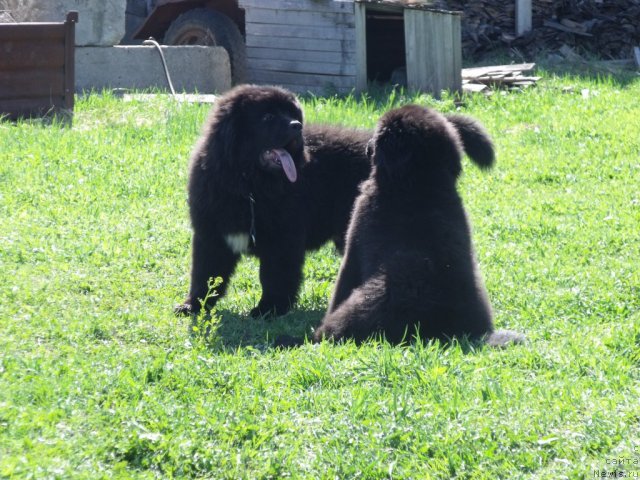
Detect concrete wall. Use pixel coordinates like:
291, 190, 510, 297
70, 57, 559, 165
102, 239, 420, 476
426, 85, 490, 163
0, 0, 126, 46
75, 45, 231, 94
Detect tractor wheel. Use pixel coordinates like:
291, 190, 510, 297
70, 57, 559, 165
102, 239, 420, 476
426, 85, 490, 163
163, 8, 246, 84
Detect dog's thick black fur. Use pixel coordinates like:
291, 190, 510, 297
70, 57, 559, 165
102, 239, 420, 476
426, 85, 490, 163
175, 85, 371, 317
176, 85, 503, 319
311, 105, 524, 346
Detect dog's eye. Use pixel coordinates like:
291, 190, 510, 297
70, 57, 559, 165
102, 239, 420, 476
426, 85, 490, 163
262, 114, 275, 122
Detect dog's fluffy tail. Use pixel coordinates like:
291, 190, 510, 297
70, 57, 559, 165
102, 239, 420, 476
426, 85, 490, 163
484, 329, 526, 348
446, 114, 495, 170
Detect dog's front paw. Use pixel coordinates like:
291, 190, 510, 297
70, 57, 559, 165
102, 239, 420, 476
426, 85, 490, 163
174, 301, 199, 316
249, 305, 275, 318
250, 299, 291, 318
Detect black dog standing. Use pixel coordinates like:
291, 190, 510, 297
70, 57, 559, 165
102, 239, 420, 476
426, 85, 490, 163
175, 85, 371, 317
313, 105, 524, 346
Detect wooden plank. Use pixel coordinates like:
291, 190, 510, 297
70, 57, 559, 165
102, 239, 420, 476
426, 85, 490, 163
462, 83, 488, 93
358, 0, 460, 15
248, 58, 356, 76
246, 46, 354, 64
246, 35, 356, 53
404, 10, 460, 96
543, 20, 593, 37
405, 9, 432, 93
431, 12, 445, 94
121, 93, 218, 103
461, 63, 535, 79
451, 10, 462, 92
442, 11, 458, 92
246, 7, 355, 28
475, 75, 541, 84
0, 69, 65, 99
247, 22, 356, 41
239, 0, 355, 14
404, 9, 418, 90
515, 0, 532, 36
0, 42, 65, 69
248, 68, 355, 89
355, 1, 367, 92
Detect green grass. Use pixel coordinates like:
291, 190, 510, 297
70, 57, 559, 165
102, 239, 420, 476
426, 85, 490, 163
1, 70, 639, 479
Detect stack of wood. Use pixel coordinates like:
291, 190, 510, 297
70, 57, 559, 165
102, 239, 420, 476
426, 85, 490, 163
461, 63, 540, 93
443, 0, 640, 60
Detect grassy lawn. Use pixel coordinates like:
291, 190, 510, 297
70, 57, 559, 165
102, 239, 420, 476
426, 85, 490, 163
1, 69, 639, 478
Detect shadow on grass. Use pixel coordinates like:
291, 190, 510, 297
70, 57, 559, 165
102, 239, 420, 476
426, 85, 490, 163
190, 308, 323, 350
190, 307, 499, 355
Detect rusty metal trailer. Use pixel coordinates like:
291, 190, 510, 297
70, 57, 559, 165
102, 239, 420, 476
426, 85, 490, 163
0, 11, 78, 120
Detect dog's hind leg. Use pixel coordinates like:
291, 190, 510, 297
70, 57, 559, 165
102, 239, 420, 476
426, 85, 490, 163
326, 241, 363, 314
315, 273, 390, 343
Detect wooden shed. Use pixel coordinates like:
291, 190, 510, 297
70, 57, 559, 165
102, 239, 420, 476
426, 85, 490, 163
238, 0, 461, 96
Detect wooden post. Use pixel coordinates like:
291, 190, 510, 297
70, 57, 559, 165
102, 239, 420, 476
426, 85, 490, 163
515, 0, 532, 36
355, 2, 367, 93
63, 11, 78, 112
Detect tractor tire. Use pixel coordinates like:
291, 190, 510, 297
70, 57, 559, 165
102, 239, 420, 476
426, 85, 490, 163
163, 8, 247, 85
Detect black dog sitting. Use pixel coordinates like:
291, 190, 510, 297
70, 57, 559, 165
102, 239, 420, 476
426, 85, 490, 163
309, 105, 524, 346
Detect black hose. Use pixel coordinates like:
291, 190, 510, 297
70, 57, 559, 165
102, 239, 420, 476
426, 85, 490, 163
142, 37, 176, 96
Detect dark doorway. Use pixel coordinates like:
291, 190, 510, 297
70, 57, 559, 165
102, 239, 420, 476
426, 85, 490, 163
365, 9, 406, 83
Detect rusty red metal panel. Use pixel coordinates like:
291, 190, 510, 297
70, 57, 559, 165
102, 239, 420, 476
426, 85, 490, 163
0, 70, 65, 99
0, 11, 78, 121
0, 43, 65, 69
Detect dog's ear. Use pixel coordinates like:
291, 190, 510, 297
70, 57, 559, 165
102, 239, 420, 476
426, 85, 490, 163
205, 105, 248, 189
211, 109, 237, 164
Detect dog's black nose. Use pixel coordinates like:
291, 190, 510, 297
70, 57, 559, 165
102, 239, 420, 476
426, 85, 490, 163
290, 120, 302, 131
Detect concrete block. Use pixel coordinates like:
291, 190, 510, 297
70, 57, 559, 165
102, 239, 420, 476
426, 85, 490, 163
76, 45, 231, 94
0, 0, 126, 46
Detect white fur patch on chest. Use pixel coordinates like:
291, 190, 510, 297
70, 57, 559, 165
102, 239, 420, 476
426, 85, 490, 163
224, 233, 250, 254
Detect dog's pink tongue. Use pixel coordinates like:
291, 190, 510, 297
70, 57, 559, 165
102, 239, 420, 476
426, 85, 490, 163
274, 148, 297, 182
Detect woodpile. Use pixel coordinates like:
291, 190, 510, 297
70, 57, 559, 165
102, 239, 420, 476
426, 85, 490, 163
442, 0, 640, 60
461, 63, 540, 93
